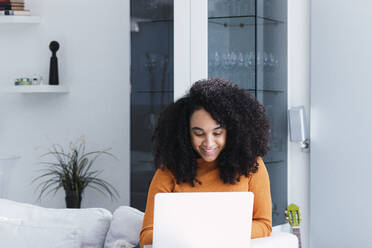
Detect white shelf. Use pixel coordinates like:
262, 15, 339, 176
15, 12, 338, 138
1, 85, 69, 93
0, 16, 41, 24
0, 155, 20, 160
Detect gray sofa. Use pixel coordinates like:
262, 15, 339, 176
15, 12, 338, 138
0, 198, 298, 248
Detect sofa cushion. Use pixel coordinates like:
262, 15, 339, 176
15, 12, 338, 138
0, 218, 81, 248
0, 198, 112, 248
251, 230, 299, 248
0, 216, 23, 225
104, 206, 144, 248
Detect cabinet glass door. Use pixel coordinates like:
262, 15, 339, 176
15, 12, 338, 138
208, 0, 256, 90
130, 0, 174, 211
208, 0, 287, 225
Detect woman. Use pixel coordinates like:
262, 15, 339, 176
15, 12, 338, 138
140, 78, 272, 248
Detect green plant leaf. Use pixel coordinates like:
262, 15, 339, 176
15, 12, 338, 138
77, 157, 89, 176
84, 177, 119, 200
36, 178, 61, 201
79, 150, 113, 178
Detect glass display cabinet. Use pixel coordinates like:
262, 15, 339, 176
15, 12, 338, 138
130, 0, 174, 210
130, 0, 287, 226
208, 0, 287, 225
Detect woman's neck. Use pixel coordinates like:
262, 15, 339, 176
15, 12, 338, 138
196, 158, 217, 169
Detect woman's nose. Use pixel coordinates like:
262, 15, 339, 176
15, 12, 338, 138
203, 134, 215, 147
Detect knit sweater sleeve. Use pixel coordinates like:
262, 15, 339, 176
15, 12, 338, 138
139, 168, 175, 248
249, 157, 272, 238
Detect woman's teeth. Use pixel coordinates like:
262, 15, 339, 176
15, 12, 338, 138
202, 148, 216, 155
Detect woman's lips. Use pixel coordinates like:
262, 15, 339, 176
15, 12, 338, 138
201, 147, 217, 155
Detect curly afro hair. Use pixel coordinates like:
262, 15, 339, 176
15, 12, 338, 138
152, 78, 270, 185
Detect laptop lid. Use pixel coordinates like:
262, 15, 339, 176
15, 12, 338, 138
153, 192, 254, 248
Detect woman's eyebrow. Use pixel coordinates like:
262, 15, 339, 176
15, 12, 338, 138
191, 126, 223, 131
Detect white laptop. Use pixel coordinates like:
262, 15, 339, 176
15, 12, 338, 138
152, 192, 254, 248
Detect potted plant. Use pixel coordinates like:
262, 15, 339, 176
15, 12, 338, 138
33, 137, 119, 208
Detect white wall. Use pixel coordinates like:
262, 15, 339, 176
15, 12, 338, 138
0, 0, 130, 212
287, 0, 310, 248
310, 1, 372, 246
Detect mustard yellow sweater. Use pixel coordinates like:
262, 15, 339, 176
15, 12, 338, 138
140, 157, 272, 248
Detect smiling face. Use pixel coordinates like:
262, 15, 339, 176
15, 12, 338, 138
189, 108, 226, 162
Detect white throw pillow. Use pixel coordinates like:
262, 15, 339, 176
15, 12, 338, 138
0, 198, 112, 248
104, 206, 144, 248
0, 218, 81, 248
113, 240, 135, 248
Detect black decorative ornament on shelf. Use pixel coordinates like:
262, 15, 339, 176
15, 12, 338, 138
49, 41, 60, 85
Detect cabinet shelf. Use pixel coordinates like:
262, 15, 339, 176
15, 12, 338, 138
264, 160, 285, 164
245, 89, 285, 93
209, 15, 284, 26
0, 85, 69, 93
134, 89, 173, 93
137, 15, 283, 25
0, 16, 41, 24
256, 89, 286, 93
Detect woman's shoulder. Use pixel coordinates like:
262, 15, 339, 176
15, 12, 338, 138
249, 156, 269, 180
144, 166, 176, 195
149, 165, 176, 191
154, 165, 176, 180
241, 157, 270, 195
256, 156, 265, 166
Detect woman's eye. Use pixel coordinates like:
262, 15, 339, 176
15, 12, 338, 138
214, 132, 222, 136
194, 133, 204, 137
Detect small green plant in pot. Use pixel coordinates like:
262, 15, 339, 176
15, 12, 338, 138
33, 137, 119, 208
